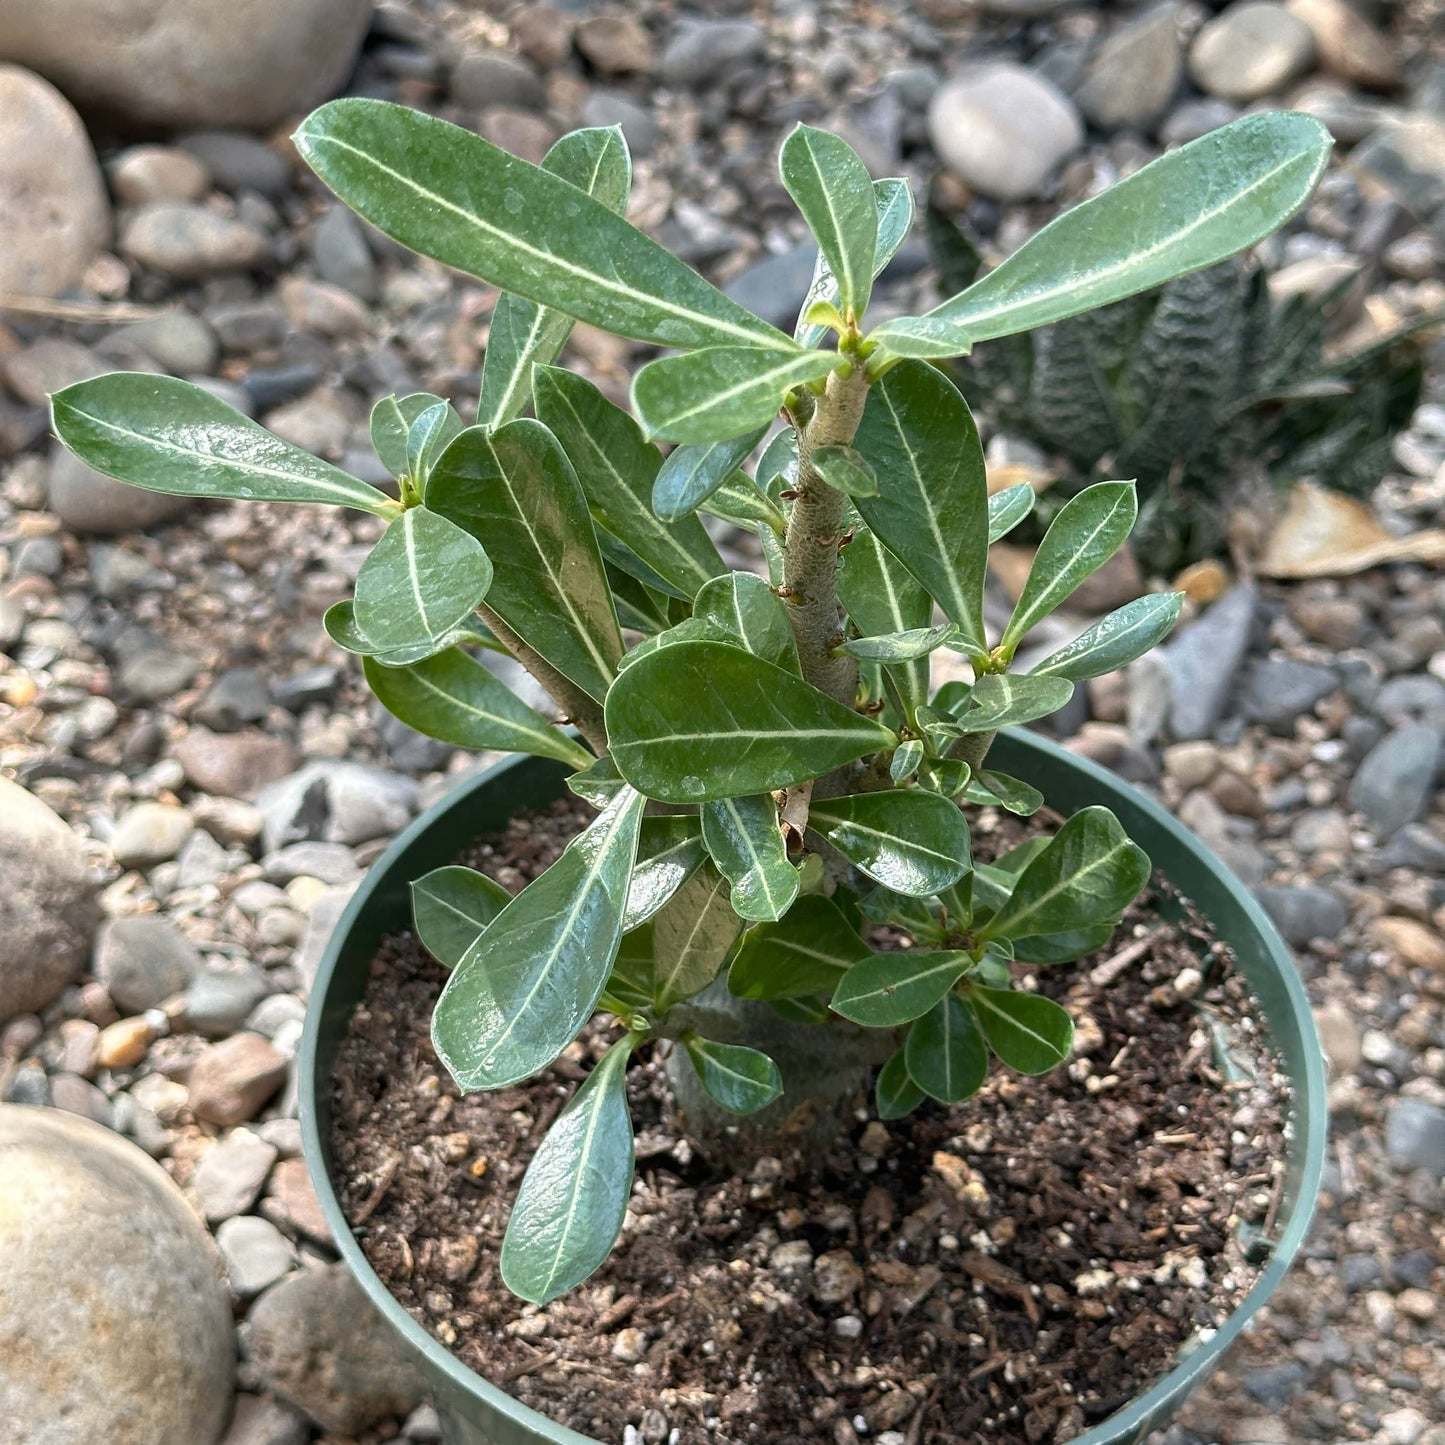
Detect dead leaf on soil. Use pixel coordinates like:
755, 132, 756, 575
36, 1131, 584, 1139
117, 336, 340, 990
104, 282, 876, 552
1257, 482, 1445, 579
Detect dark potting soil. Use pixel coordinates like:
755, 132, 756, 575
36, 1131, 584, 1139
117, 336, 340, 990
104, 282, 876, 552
330, 795, 1290, 1445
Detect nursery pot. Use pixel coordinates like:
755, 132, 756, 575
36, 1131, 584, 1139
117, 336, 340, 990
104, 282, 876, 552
300, 729, 1327, 1445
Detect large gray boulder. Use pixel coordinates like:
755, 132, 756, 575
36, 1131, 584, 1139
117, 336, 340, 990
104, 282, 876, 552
0, 1106, 234, 1444
0, 0, 373, 132
0, 777, 99, 1020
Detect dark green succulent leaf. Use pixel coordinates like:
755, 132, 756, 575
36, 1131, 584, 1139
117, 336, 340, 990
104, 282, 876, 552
652, 425, 768, 523
987, 483, 1035, 543
51, 373, 397, 518
948, 672, 1075, 733
684, 1036, 783, 1115
918, 757, 972, 799
969, 985, 1074, 1074
702, 793, 799, 924
407, 401, 463, 488
780, 124, 878, 320
924, 185, 985, 297
500, 1038, 634, 1304
567, 752, 626, 807
808, 791, 970, 897
623, 816, 707, 932
432, 786, 645, 1090
1031, 592, 1185, 682
653, 864, 742, 1010
606, 925, 655, 1012
830, 949, 971, 1027
964, 770, 1044, 817
890, 738, 924, 783
858, 885, 945, 939
1011, 923, 1114, 965
905, 995, 988, 1104
411, 865, 513, 969
771, 995, 831, 1024
371, 391, 449, 479
875, 1047, 925, 1120
754, 426, 798, 493
812, 444, 879, 497
700, 473, 788, 536
693, 572, 799, 672
324, 599, 483, 666
839, 624, 953, 663
727, 895, 870, 999
606, 563, 675, 633
837, 524, 933, 719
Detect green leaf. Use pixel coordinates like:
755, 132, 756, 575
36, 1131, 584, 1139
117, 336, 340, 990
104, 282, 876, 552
606, 925, 655, 1013
853, 361, 988, 649
623, 816, 707, 932
905, 995, 988, 1105
964, 770, 1044, 817
969, 985, 1073, 1074
830, 949, 971, 1027
353, 506, 493, 659
1031, 592, 1184, 682
700, 473, 787, 536
479, 125, 633, 428
684, 1036, 783, 1115
325, 598, 481, 667
605, 563, 675, 633
808, 791, 970, 897
987, 483, 1035, 543
567, 752, 626, 807
632, 347, 839, 444
837, 524, 933, 719
728, 894, 870, 999
693, 572, 799, 672
1001, 481, 1138, 650
653, 864, 741, 1011
606, 641, 894, 804
432, 787, 645, 1090
890, 738, 924, 784
411, 865, 512, 969
918, 757, 971, 800
870, 112, 1332, 355
297, 100, 791, 353
839, 624, 953, 663
948, 672, 1075, 733
1011, 923, 1113, 965
876, 1047, 925, 1119
780, 124, 878, 319
754, 426, 798, 492
812, 444, 878, 497
531, 365, 724, 600
701, 794, 800, 923
500, 1038, 634, 1304
983, 805, 1150, 942
428, 420, 623, 702
51, 373, 396, 518
364, 649, 591, 767
407, 402, 463, 488
652, 426, 767, 523
371, 392, 450, 479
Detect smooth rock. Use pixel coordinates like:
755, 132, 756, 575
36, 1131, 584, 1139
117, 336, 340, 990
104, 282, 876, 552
194, 668, 272, 733
262, 840, 360, 886
112, 310, 221, 375
1075, 4, 1183, 132
309, 203, 377, 302
121, 201, 269, 278
0, 0, 374, 132
1369, 916, 1445, 971
0, 1105, 233, 1444
0, 65, 109, 299
1242, 657, 1338, 730
179, 131, 293, 199
108, 144, 210, 205
1159, 97, 1239, 145
1285, 0, 1397, 89
218, 1215, 298, 1300
1159, 585, 1257, 740
278, 275, 370, 338
256, 760, 419, 852
187, 1032, 288, 1126
930, 63, 1083, 202
48, 445, 191, 534
218, 1393, 309, 1445
449, 50, 546, 110
1386, 1098, 1445, 1177
0, 776, 99, 1019
110, 802, 193, 870
95, 1015, 154, 1069
94, 915, 201, 1012
185, 965, 276, 1037
580, 89, 662, 155
722, 244, 819, 331
576, 14, 655, 75
1189, 1, 1315, 102
116, 639, 201, 703
1313, 1001, 1360, 1074
659, 19, 765, 88
175, 727, 298, 800
1344, 115, 1445, 214
262, 1155, 332, 1245
247, 1263, 424, 1432
1254, 883, 1349, 946
1348, 724, 1441, 836
192, 1127, 278, 1221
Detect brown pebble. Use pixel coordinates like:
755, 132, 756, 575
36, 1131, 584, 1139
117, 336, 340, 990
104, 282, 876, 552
96, 1016, 155, 1070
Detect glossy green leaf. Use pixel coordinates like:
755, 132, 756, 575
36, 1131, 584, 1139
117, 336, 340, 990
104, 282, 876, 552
606, 641, 893, 804
532, 365, 724, 600
606, 563, 674, 633
653, 864, 742, 1011
407, 402, 463, 488
853, 361, 988, 649
859, 885, 945, 939
478, 125, 633, 427
947, 672, 1075, 732
1011, 923, 1114, 965
870, 112, 1332, 355
500, 1038, 634, 1304
728, 895, 870, 999
905, 994, 988, 1105
701, 794, 800, 923
987, 483, 1035, 543
808, 790, 970, 897
51, 373, 396, 518
839, 624, 953, 663
699, 473, 787, 536
606, 925, 655, 1013
693, 572, 799, 671
432, 786, 645, 1090
918, 757, 971, 800
684, 1036, 783, 1115
1001, 481, 1138, 650
830, 949, 971, 1027
812, 444, 878, 497
411, 865, 512, 968
780, 124, 877, 320
754, 426, 798, 492
837, 525, 933, 718
567, 751, 626, 807
632, 346, 839, 444
428, 420, 623, 701
964, 770, 1044, 817
623, 816, 707, 932
969, 985, 1074, 1074
875, 1047, 925, 1120
1031, 591, 1185, 682
297, 100, 791, 352
371, 392, 450, 479
890, 738, 924, 784
325, 598, 481, 667
983, 805, 1150, 942
652, 425, 767, 523
352, 506, 493, 658
364, 649, 591, 767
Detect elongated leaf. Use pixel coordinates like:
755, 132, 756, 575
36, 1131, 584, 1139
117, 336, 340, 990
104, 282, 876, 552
780, 124, 877, 319
965, 770, 1044, 817
298, 100, 791, 352
840, 624, 953, 663
532, 366, 724, 600
700, 473, 787, 536
623, 816, 706, 931
693, 572, 799, 672
905, 994, 988, 1104
52, 373, 396, 517
853, 361, 988, 649
684, 1036, 783, 1115
969, 985, 1073, 1074
754, 426, 798, 492
428, 421, 623, 701
831, 949, 971, 1027
365, 649, 589, 767
567, 752, 626, 807
1031, 591, 1184, 681
432, 787, 645, 1090
632, 347, 839, 444
326, 598, 481, 666
948, 672, 1075, 732
728, 894, 870, 1000
837, 524, 933, 717
606, 563, 674, 633
479, 125, 633, 428
890, 738, 924, 783
869, 112, 1332, 355
988, 483, 1035, 543
606, 641, 893, 804
407, 402, 462, 488
500, 1038, 634, 1304
371, 392, 450, 479
701, 794, 800, 923
812, 444, 878, 497
411, 865, 512, 968
983, 805, 1150, 942
919, 757, 971, 800
653, 425, 767, 523
1012, 923, 1113, 965
808, 791, 970, 897
876, 1047, 925, 1119
653, 864, 741, 1010
353, 506, 492, 658
606, 925, 655, 1012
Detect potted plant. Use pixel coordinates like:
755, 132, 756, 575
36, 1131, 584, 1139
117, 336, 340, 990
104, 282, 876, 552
52, 103, 1331, 1445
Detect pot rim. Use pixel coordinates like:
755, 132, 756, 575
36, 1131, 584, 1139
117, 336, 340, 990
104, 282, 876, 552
300, 728, 1327, 1445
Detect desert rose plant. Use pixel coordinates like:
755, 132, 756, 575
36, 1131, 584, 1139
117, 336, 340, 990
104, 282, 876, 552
52, 103, 1329, 1306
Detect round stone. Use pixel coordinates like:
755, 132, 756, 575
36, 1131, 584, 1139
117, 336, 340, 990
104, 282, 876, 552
94, 915, 202, 1013
0, 1105, 233, 1443
47, 444, 191, 536
109, 802, 193, 871
1188, 1, 1315, 103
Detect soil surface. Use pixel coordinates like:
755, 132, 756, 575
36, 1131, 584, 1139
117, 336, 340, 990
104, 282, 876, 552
330, 799, 1290, 1445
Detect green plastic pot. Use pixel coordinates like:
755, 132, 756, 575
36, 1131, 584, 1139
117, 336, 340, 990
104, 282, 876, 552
301, 729, 1327, 1445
